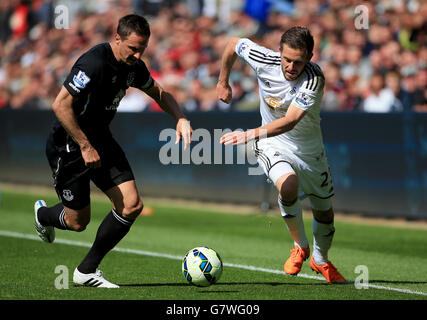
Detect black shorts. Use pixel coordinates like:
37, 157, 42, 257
46, 137, 135, 210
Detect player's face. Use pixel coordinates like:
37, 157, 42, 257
116, 32, 149, 65
280, 44, 312, 81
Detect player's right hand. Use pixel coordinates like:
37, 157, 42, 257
80, 144, 101, 168
216, 81, 232, 104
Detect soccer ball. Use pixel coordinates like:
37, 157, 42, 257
182, 247, 223, 287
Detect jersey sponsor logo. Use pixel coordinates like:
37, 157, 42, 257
68, 82, 81, 93
62, 189, 74, 201
106, 89, 126, 111
263, 96, 283, 110
73, 70, 91, 89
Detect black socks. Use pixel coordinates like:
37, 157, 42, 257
37, 203, 68, 230
39, 204, 135, 274
77, 209, 135, 274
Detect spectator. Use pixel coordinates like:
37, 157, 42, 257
321, 62, 345, 111
362, 72, 401, 113
412, 68, 427, 112
0, 0, 425, 113
385, 70, 412, 111
0, 0, 13, 44
401, 65, 424, 111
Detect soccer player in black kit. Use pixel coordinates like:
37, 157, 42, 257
34, 14, 193, 288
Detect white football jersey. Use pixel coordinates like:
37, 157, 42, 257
235, 38, 326, 157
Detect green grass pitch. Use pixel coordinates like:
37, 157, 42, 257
0, 186, 426, 301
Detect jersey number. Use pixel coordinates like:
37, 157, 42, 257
320, 171, 329, 187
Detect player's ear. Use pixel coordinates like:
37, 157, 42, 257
306, 51, 313, 62
114, 33, 121, 44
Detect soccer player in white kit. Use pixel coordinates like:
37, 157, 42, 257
217, 27, 345, 283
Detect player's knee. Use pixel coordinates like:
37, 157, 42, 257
121, 197, 143, 220
277, 174, 299, 203
64, 207, 90, 232
312, 207, 334, 224
67, 216, 90, 232
69, 223, 88, 232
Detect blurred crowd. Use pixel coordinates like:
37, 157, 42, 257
0, 0, 426, 113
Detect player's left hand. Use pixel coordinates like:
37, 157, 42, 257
220, 129, 255, 146
175, 118, 193, 150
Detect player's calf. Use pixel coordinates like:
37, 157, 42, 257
311, 207, 335, 266
77, 208, 136, 274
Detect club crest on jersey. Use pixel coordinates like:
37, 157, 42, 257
62, 189, 74, 201
263, 96, 283, 110
73, 70, 91, 89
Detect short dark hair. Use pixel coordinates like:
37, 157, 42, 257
117, 14, 150, 39
280, 26, 314, 57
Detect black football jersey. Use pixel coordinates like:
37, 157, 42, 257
49, 42, 153, 152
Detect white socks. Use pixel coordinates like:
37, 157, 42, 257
312, 218, 335, 265
278, 197, 309, 249
279, 196, 336, 265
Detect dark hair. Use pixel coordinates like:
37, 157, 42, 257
117, 14, 150, 39
280, 26, 314, 56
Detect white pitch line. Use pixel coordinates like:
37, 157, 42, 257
1, 230, 426, 297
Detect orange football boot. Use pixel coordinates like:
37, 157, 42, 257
284, 245, 310, 275
309, 256, 346, 283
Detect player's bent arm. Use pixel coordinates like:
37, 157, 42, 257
218, 37, 240, 84
217, 37, 240, 103
52, 86, 91, 148
51, 86, 100, 167
253, 104, 306, 138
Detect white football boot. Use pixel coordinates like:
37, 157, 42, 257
34, 200, 55, 243
73, 268, 120, 288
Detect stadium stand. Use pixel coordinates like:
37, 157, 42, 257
0, 0, 425, 112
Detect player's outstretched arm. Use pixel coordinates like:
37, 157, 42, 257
52, 86, 101, 168
220, 105, 306, 146
216, 37, 240, 104
143, 80, 193, 150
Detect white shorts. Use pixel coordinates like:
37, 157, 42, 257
253, 139, 334, 211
